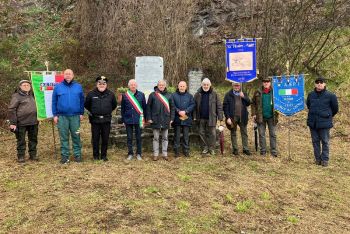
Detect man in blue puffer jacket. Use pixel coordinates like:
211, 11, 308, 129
121, 79, 147, 161
171, 81, 195, 157
52, 69, 85, 164
306, 76, 338, 167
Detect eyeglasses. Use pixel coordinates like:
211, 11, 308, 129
315, 81, 324, 84
98, 82, 107, 85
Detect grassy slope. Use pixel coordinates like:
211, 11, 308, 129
0, 91, 349, 233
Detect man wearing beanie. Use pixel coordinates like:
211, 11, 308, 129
84, 76, 117, 161
306, 76, 338, 167
52, 69, 84, 164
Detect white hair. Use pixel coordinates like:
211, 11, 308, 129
158, 80, 167, 86
128, 79, 137, 87
202, 78, 211, 85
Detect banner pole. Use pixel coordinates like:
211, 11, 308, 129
51, 119, 58, 159
45, 61, 58, 160
288, 118, 291, 160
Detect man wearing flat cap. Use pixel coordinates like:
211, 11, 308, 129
223, 81, 251, 156
85, 76, 117, 161
306, 76, 338, 167
251, 77, 279, 157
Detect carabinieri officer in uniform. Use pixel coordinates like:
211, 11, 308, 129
85, 76, 117, 161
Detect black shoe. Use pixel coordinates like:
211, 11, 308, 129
243, 150, 251, 156
18, 157, 25, 163
75, 157, 82, 163
271, 153, 278, 157
315, 160, 322, 165
321, 161, 329, 167
102, 157, 108, 162
260, 151, 266, 156
29, 155, 38, 161
232, 149, 239, 156
60, 159, 70, 164
184, 152, 190, 157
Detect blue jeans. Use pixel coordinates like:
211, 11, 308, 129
126, 124, 142, 155
310, 128, 330, 162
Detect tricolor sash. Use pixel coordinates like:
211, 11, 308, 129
155, 92, 170, 113
125, 90, 144, 127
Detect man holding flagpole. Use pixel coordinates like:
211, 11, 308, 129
146, 80, 175, 161
52, 69, 84, 164
121, 79, 147, 160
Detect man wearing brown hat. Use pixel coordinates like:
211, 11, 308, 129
251, 77, 279, 157
306, 76, 338, 167
85, 76, 117, 161
223, 82, 251, 156
8, 80, 39, 163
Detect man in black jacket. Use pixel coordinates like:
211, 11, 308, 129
306, 77, 338, 167
85, 76, 117, 161
223, 82, 251, 156
172, 81, 195, 157
147, 80, 175, 161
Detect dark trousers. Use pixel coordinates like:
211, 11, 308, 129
230, 121, 249, 152
199, 119, 216, 150
174, 125, 190, 154
310, 128, 330, 162
91, 122, 111, 159
15, 124, 38, 159
126, 124, 142, 155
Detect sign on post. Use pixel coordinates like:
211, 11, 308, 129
225, 39, 257, 83
272, 74, 305, 116
135, 56, 164, 99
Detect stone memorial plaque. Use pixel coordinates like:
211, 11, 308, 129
135, 56, 163, 99
188, 69, 203, 95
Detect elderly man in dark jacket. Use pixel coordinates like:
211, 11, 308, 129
223, 82, 251, 156
147, 80, 175, 161
85, 76, 117, 161
121, 79, 147, 160
8, 80, 38, 163
194, 78, 223, 156
307, 77, 338, 167
172, 81, 195, 157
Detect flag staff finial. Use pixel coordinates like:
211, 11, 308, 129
44, 61, 49, 72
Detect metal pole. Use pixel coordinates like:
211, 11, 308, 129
288, 118, 291, 160
45, 61, 58, 159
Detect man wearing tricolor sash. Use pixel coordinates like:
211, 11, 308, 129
251, 77, 279, 157
52, 69, 85, 164
146, 80, 175, 161
121, 79, 147, 160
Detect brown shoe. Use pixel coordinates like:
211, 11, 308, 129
321, 161, 329, 167
153, 156, 159, 161
163, 156, 169, 161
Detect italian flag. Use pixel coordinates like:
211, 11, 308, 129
279, 89, 298, 96
31, 71, 64, 119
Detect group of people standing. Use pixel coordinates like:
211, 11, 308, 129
8, 69, 338, 167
